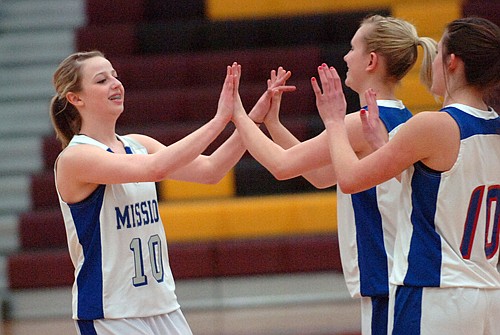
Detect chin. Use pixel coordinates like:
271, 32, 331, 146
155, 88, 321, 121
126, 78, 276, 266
344, 77, 352, 89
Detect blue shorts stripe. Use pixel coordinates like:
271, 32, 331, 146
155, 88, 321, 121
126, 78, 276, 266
77, 320, 98, 335
393, 286, 422, 335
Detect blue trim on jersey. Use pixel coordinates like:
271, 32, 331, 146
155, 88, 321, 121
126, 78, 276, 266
442, 106, 500, 138
352, 189, 389, 296
69, 185, 106, 319
351, 105, 412, 296
77, 320, 98, 335
393, 286, 422, 335
404, 162, 442, 286
378, 105, 413, 133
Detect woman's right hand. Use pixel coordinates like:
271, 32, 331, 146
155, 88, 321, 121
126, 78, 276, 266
247, 67, 295, 124
214, 63, 238, 124
262, 67, 291, 125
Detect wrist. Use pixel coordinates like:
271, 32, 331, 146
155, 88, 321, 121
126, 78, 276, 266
212, 114, 230, 127
248, 115, 263, 126
323, 118, 345, 129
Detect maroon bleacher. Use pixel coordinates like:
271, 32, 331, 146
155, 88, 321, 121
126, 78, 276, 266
8, 233, 341, 289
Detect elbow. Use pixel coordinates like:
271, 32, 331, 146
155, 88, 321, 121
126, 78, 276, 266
271, 164, 297, 181
336, 177, 361, 194
311, 180, 335, 190
195, 163, 228, 184
337, 174, 362, 194
150, 165, 167, 182
203, 171, 225, 185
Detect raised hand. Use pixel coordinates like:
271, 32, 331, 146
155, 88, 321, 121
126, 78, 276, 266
360, 88, 387, 151
261, 67, 293, 124
230, 65, 294, 125
215, 63, 237, 124
247, 67, 295, 123
311, 63, 347, 124
232, 62, 248, 122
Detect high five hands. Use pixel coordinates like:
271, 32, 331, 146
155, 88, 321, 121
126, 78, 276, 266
231, 62, 296, 124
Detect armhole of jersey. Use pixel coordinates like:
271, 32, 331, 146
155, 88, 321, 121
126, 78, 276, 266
118, 135, 149, 154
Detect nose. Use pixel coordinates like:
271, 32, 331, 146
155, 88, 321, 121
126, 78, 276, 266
111, 76, 123, 88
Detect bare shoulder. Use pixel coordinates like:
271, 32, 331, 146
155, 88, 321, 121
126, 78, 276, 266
404, 111, 458, 136
56, 144, 106, 171
398, 110, 460, 170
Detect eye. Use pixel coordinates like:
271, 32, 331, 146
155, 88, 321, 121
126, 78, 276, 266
97, 79, 106, 84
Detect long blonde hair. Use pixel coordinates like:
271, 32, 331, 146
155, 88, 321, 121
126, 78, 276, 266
50, 50, 105, 148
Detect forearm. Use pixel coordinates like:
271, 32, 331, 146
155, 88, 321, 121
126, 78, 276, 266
186, 130, 247, 184
154, 117, 229, 180
265, 121, 300, 149
233, 111, 291, 179
324, 119, 363, 193
266, 120, 336, 188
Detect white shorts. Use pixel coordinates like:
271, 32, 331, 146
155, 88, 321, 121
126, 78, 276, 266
388, 285, 500, 335
75, 308, 193, 335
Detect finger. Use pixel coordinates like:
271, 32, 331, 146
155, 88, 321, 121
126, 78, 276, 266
365, 88, 379, 120
270, 69, 277, 84
310, 76, 322, 97
322, 65, 336, 95
274, 85, 296, 92
329, 66, 343, 93
224, 65, 233, 90
317, 64, 329, 95
274, 69, 291, 87
359, 108, 369, 128
232, 63, 241, 92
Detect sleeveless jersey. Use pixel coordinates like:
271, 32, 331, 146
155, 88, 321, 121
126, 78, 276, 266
391, 103, 500, 288
337, 100, 413, 298
55, 134, 180, 320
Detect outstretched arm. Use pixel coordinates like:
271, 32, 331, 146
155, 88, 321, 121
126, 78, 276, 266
232, 66, 336, 186
315, 64, 437, 193
56, 64, 236, 202
262, 68, 337, 188
168, 63, 295, 184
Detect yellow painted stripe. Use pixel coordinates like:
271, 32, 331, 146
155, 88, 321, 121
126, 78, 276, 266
206, 0, 391, 20
206, 0, 461, 34
397, 72, 442, 113
159, 169, 235, 201
160, 192, 337, 242
393, 0, 461, 38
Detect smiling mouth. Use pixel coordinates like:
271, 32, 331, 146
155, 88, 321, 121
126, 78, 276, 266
109, 94, 122, 101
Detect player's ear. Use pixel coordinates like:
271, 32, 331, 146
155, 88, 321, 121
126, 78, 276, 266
447, 53, 460, 72
367, 52, 378, 71
66, 92, 83, 107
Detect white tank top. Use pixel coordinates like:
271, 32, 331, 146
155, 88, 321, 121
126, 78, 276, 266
55, 134, 180, 320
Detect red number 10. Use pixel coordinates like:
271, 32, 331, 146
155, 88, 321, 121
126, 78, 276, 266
460, 185, 500, 259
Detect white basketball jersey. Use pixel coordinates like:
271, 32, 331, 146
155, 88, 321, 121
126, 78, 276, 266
391, 103, 500, 288
56, 135, 180, 320
337, 100, 412, 298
